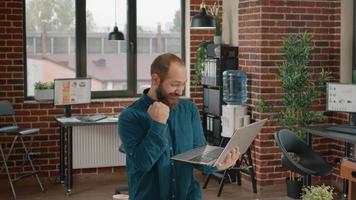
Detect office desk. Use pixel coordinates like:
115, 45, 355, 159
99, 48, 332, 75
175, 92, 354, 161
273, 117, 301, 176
301, 125, 356, 200
55, 116, 118, 195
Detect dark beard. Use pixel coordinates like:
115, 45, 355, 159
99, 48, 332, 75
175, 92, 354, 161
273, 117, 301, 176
156, 85, 179, 109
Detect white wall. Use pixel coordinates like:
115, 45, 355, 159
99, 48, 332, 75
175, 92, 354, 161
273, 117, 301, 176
340, 0, 353, 83
222, 0, 239, 46
185, 0, 191, 97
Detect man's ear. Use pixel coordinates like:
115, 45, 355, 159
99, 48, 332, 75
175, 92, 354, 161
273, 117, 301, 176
151, 73, 160, 86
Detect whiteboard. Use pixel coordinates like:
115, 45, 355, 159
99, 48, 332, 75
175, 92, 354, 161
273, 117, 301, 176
54, 78, 91, 106
327, 83, 356, 113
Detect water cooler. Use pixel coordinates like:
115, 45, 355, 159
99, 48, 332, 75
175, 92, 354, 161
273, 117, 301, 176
221, 69, 249, 138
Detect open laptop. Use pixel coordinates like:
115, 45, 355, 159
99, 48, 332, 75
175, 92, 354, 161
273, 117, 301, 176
171, 119, 267, 167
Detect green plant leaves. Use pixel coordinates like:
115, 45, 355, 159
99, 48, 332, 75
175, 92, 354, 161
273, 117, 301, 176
257, 32, 332, 140
34, 81, 54, 90
193, 41, 211, 85
301, 185, 334, 200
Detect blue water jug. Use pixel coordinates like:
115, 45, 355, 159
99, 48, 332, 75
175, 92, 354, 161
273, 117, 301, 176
222, 70, 247, 105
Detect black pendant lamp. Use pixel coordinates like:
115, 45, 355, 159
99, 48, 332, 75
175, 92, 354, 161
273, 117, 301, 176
109, 0, 124, 40
190, 0, 216, 29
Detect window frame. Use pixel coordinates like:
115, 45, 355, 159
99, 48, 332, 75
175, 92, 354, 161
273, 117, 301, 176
23, 0, 186, 99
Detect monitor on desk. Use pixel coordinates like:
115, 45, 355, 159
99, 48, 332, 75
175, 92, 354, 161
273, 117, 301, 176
326, 83, 356, 113
54, 78, 91, 117
54, 78, 91, 106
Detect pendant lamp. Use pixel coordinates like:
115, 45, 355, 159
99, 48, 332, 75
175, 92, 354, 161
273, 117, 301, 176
190, 0, 215, 29
109, 0, 124, 40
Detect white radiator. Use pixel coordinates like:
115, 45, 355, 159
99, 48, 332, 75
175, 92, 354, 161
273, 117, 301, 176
73, 124, 126, 169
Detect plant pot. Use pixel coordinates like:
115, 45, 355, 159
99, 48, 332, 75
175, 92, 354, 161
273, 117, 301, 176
213, 36, 222, 44
34, 89, 54, 101
286, 177, 303, 199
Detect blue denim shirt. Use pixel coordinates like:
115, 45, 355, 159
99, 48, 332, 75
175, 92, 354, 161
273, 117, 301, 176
118, 89, 216, 200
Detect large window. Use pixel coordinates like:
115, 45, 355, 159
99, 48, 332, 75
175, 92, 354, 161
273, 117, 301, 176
25, 0, 76, 96
25, 0, 185, 98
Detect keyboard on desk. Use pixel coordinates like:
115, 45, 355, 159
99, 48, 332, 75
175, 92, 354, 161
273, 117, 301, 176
326, 126, 356, 135
189, 148, 223, 163
76, 115, 107, 122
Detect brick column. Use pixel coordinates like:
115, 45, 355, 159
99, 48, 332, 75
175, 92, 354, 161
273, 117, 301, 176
239, 0, 341, 187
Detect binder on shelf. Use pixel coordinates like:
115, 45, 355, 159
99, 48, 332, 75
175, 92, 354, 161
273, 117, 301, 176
202, 44, 239, 145
203, 88, 220, 116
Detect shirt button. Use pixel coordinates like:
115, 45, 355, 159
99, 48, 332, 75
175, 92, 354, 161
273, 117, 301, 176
172, 178, 175, 182
172, 195, 175, 199
171, 162, 174, 166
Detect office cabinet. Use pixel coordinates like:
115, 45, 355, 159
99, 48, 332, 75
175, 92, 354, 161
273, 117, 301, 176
202, 44, 238, 145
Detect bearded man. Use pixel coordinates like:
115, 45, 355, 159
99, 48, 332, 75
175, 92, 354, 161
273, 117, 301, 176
118, 53, 240, 200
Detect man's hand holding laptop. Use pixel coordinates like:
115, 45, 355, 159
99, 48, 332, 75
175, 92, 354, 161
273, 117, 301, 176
216, 147, 240, 170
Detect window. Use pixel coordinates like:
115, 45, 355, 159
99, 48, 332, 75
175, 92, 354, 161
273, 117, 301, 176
137, 0, 184, 93
25, 0, 185, 98
25, 0, 76, 96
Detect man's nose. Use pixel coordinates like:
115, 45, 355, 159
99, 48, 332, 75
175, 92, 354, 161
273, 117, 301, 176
175, 87, 184, 96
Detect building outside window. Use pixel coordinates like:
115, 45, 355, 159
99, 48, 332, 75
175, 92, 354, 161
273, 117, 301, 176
25, 0, 184, 98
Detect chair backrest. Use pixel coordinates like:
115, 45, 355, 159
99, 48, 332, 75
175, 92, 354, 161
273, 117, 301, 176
275, 129, 308, 154
0, 101, 15, 116
119, 144, 126, 154
274, 129, 330, 176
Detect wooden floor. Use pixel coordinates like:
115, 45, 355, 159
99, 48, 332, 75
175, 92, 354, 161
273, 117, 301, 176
0, 172, 292, 200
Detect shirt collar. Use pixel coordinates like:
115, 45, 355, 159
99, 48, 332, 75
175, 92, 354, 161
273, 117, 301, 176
142, 88, 155, 106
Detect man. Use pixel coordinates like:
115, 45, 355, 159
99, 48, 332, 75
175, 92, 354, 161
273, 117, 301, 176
119, 53, 240, 200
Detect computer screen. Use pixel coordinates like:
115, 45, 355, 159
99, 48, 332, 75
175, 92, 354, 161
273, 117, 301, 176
326, 82, 356, 113
54, 78, 91, 106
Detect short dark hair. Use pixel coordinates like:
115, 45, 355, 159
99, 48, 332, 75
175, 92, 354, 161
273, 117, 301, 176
150, 53, 185, 81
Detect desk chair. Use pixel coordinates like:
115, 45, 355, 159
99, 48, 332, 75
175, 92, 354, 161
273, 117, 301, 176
274, 129, 332, 181
0, 100, 44, 199
115, 144, 128, 195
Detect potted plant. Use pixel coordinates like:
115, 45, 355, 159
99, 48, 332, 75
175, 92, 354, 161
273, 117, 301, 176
34, 81, 54, 101
258, 32, 332, 199
278, 152, 303, 199
258, 32, 332, 138
301, 185, 334, 200
193, 41, 211, 85
209, 2, 222, 44
286, 167, 303, 198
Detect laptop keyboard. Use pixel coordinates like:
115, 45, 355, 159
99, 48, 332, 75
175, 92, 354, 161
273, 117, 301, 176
76, 115, 107, 122
189, 148, 224, 163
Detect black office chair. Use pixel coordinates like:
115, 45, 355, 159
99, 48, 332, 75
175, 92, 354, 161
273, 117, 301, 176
274, 129, 332, 178
115, 144, 128, 195
0, 100, 44, 199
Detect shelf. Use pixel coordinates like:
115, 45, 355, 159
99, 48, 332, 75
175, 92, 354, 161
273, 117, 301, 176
202, 44, 238, 146
204, 112, 221, 118
202, 84, 221, 89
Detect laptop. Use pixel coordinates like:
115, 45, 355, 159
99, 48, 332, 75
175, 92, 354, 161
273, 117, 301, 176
171, 119, 267, 167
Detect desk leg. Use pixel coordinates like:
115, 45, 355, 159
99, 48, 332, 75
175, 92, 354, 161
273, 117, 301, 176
304, 132, 312, 186
341, 142, 350, 200
60, 127, 65, 185
66, 127, 73, 195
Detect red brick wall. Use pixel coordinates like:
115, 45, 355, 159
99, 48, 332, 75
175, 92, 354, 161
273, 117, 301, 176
0, 0, 220, 178
238, 0, 342, 187
0, 0, 347, 190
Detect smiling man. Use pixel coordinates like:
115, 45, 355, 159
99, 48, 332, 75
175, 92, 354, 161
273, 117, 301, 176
118, 53, 240, 200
